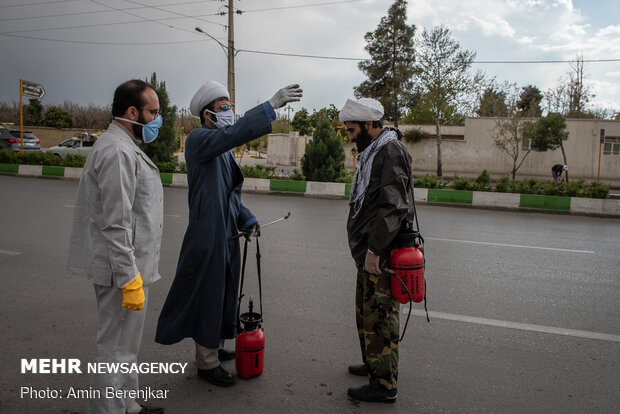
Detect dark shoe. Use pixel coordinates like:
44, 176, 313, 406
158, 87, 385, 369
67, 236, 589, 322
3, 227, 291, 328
138, 404, 164, 414
348, 364, 368, 376
218, 348, 236, 361
197, 365, 236, 387
347, 384, 397, 403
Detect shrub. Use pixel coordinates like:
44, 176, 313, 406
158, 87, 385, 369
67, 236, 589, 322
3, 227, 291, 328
453, 173, 473, 190
414, 174, 445, 189
335, 169, 354, 183
178, 161, 187, 173
63, 154, 86, 168
240, 164, 275, 179
0, 149, 19, 164
474, 170, 491, 191
289, 168, 305, 181
583, 181, 610, 199
494, 176, 515, 193
515, 177, 542, 194
155, 161, 178, 173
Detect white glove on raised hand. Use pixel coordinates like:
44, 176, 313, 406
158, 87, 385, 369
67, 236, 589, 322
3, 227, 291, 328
268, 84, 303, 109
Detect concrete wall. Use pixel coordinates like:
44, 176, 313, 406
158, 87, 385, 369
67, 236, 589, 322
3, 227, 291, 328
267, 132, 311, 167
266, 118, 620, 186
402, 118, 620, 186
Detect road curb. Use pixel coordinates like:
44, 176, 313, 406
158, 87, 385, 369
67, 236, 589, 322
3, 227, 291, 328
2, 163, 619, 218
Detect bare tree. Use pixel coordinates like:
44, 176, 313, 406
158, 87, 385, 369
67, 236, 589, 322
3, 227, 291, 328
491, 84, 535, 180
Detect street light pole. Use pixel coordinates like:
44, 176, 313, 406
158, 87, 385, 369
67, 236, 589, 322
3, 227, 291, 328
227, 0, 235, 108
195, 23, 235, 107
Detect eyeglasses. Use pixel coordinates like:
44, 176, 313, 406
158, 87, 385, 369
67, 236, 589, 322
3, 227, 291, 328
140, 107, 161, 116
215, 104, 233, 111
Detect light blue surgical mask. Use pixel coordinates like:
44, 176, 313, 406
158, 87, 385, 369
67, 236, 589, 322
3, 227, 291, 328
115, 116, 163, 143
206, 109, 235, 128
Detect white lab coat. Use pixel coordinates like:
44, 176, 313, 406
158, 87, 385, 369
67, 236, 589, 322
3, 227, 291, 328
67, 121, 164, 288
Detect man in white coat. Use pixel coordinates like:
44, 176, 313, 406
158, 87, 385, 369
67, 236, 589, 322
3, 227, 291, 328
68, 79, 165, 414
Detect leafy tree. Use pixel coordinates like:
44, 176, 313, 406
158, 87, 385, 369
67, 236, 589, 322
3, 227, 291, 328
476, 88, 508, 117
517, 85, 543, 117
354, 0, 416, 127
403, 91, 465, 125
291, 108, 313, 136
140, 72, 180, 163
24, 99, 44, 126
413, 25, 482, 176
301, 118, 345, 182
43, 106, 73, 128
544, 53, 595, 118
530, 113, 570, 182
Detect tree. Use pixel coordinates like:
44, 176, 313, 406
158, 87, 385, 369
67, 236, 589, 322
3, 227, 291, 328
354, 0, 415, 127
476, 88, 508, 117
402, 91, 465, 125
140, 72, 180, 164
24, 99, 44, 126
291, 108, 313, 136
530, 113, 570, 182
301, 118, 345, 182
413, 25, 481, 176
517, 85, 543, 117
544, 53, 595, 118
43, 106, 73, 128
63, 101, 111, 129
492, 83, 534, 180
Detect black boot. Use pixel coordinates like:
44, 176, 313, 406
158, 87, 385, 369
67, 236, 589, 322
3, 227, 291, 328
347, 384, 397, 403
347, 364, 368, 376
197, 365, 236, 387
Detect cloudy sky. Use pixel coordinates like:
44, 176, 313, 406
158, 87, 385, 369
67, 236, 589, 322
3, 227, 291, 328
1, 0, 619, 118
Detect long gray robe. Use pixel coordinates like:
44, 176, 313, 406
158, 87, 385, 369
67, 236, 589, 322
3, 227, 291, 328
156, 103, 273, 348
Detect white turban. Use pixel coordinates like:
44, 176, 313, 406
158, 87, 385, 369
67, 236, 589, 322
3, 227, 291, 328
189, 81, 230, 116
338, 98, 384, 122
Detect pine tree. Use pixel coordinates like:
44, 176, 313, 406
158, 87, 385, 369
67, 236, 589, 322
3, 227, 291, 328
354, 0, 415, 127
140, 72, 180, 164
301, 118, 345, 182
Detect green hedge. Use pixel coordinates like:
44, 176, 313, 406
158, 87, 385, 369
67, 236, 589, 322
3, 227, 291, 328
413, 172, 610, 199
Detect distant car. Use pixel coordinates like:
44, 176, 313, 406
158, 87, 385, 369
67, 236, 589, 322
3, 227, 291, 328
0, 128, 41, 152
45, 134, 95, 159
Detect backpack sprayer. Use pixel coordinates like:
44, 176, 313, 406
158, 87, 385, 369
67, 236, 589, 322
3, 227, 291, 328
231, 212, 290, 379
384, 183, 429, 342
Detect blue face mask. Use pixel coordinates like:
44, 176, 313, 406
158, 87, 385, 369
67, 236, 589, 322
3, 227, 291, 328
206, 109, 235, 128
116, 116, 162, 143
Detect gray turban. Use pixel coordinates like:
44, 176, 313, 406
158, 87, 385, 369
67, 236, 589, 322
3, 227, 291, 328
338, 98, 384, 122
189, 80, 230, 116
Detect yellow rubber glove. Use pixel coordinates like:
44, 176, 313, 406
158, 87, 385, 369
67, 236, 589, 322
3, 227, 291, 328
121, 274, 145, 311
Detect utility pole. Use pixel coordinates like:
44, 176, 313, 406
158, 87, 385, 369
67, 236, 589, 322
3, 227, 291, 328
227, 0, 235, 108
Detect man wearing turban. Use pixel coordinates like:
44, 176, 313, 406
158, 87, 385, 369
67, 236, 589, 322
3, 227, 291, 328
155, 81, 302, 387
340, 98, 415, 403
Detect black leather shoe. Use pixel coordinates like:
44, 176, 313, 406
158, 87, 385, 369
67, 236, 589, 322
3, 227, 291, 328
197, 365, 236, 387
348, 364, 368, 376
347, 384, 397, 403
138, 404, 164, 414
218, 348, 236, 361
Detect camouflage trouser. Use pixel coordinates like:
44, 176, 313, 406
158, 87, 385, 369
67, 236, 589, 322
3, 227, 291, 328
355, 267, 399, 390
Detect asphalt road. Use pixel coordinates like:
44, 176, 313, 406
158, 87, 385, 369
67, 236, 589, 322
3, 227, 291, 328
1, 175, 619, 414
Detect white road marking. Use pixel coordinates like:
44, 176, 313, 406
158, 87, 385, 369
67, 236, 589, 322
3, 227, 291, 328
406, 308, 620, 343
426, 237, 595, 254
165, 214, 181, 218
0, 249, 22, 256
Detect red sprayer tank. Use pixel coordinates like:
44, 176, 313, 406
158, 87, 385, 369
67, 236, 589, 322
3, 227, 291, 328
236, 298, 264, 379
390, 245, 425, 303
